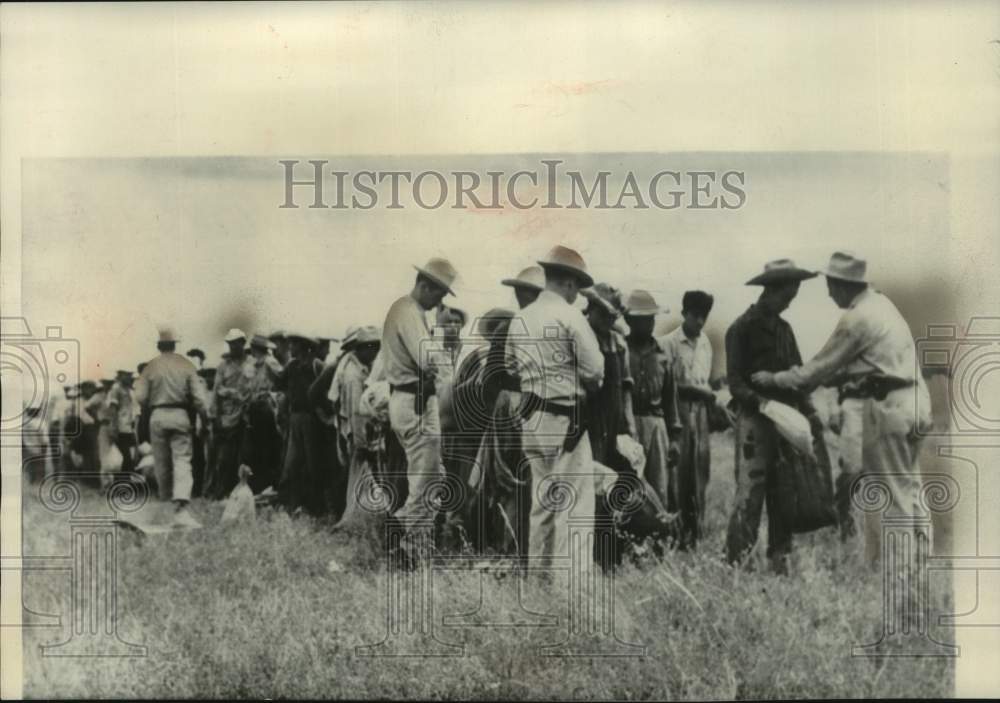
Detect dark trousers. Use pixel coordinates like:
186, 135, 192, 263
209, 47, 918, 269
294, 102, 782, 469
210, 424, 244, 499
114, 433, 136, 474
280, 412, 324, 514
725, 411, 792, 572
239, 401, 284, 495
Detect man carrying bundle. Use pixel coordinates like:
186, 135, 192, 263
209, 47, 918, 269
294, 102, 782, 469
724, 259, 823, 573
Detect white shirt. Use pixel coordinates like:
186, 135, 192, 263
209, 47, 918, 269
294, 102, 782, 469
775, 287, 922, 389
505, 289, 604, 404
660, 326, 713, 390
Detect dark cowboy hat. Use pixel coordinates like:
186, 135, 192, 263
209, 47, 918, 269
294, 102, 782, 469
745, 259, 818, 286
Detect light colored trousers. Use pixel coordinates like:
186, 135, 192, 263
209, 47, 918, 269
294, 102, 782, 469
150, 408, 194, 502
859, 385, 933, 566
521, 410, 596, 571
388, 392, 445, 550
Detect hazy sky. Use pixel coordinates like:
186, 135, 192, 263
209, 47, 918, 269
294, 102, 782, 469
23, 152, 950, 380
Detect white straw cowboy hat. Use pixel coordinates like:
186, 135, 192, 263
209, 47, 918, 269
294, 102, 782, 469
745, 259, 818, 286
501, 265, 545, 291
340, 324, 360, 351
818, 251, 868, 283
413, 257, 459, 296
623, 289, 664, 317
158, 327, 180, 343
354, 325, 382, 345
537, 245, 594, 288
224, 328, 248, 343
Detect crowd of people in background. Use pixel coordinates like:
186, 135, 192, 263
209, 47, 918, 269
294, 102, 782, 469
23, 245, 934, 581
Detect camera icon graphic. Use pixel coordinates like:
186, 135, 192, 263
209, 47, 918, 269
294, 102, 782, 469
419, 317, 580, 441
915, 317, 1000, 436
0, 317, 80, 446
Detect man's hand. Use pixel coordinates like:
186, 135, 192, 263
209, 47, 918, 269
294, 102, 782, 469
667, 440, 680, 467
752, 370, 776, 387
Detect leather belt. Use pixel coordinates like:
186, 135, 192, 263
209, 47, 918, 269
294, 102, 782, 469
839, 375, 914, 403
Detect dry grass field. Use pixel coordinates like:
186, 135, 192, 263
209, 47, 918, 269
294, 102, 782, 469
19, 430, 955, 699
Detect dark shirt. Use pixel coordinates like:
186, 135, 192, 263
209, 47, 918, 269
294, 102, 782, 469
587, 329, 632, 467
276, 357, 319, 413
627, 335, 682, 440
725, 303, 814, 414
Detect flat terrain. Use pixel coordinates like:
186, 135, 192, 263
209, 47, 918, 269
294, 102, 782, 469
19, 431, 955, 699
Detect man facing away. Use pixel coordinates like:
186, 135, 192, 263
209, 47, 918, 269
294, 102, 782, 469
660, 290, 726, 549
134, 328, 209, 528
724, 259, 821, 573
506, 245, 604, 571
382, 257, 459, 564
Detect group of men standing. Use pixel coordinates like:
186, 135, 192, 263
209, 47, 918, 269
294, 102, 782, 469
37, 244, 931, 578
380, 245, 932, 575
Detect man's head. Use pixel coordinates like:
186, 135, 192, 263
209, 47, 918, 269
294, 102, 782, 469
623, 289, 662, 341
137, 362, 148, 376
681, 290, 714, 338
79, 380, 98, 399
288, 335, 316, 360
317, 338, 331, 361
502, 265, 545, 309
249, 334, 270, 359
745, 258, 816, 314
223, 329, 247, 358
116, 370, 134, 389
412, 257, 458, 310
413, 273, 450, 310
157, 328, 179, 354
583, 283, 624, 337
437, 306, 467, 347
352, 325, 382, 366
760, 280, 802, 314
818, 251, 870, 309
826, 277, 868, 309
537, 245, 594, 305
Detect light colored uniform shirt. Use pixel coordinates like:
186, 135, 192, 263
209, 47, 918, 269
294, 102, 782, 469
106, 383, 136, 433
773, 287, 922, 390
134, 352, 208, 412
381, 294, 437, 386
661, 326, 714, 390
211, 355, 254, 429
506, 289, 604, 405
247, 354, 283, 398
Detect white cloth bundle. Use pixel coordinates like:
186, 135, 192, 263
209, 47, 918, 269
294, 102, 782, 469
616, 434, 646, 474
759, 399, 816, 460
221, 482, 256, 524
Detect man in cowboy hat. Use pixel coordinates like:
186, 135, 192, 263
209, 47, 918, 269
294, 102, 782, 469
275, 333, 325, 515
723, 259, 822, 572
238, 334, 284, 493
624, 289, 682, 512
752, 251, 934, 567
501, 265, 545, 310
106, 369, 138, 474
207, 329, 253, 499
506, 245, 604, 571
134, 327, 210, 528
381, 256, 459, 561
660, 289, 723, 549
